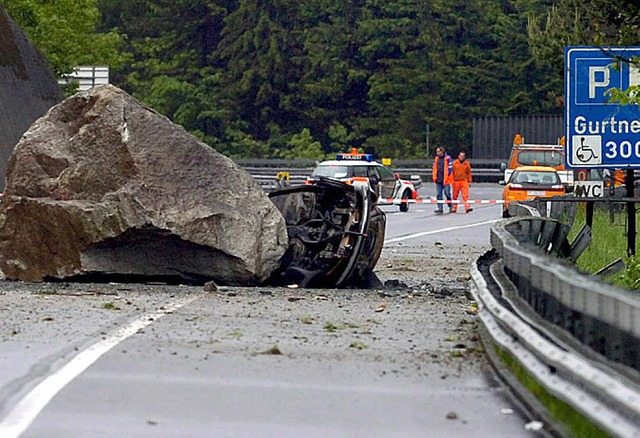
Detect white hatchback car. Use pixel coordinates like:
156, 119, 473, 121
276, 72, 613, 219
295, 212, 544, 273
308, 151, 418, 212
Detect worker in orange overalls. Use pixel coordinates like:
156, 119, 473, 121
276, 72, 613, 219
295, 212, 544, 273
432, 147, 454, 214
451, 151, 473, 213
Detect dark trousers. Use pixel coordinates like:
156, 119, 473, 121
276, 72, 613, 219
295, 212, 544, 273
435, 183, 452, 211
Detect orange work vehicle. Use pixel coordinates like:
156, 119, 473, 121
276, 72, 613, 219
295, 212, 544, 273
607, 169, 626, 188
501, 166, 566, 217
500, 134, 573, 187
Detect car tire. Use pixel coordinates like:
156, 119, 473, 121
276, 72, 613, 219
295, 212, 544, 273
502, 209, 510, 218
399, 190, 410, 212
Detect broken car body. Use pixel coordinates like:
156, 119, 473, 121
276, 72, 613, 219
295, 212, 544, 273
268, 178, 386, 288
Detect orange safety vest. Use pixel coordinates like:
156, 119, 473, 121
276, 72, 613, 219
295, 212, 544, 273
452, 159, 472, 182
432, 154, 454, 184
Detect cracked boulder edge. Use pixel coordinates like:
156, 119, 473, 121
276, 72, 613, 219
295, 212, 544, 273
0, 84, 288, 286
267, 178, 386, 288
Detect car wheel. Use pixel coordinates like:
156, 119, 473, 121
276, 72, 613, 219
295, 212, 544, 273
399, 190, 410, 212
502, 209, 510, 218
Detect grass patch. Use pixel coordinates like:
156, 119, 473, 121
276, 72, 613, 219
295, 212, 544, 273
102, 302, 121, 310
324, 321, 361, 332
257, 344, 283, 355
324, 322, 340, 332
494, 343, 611, 438
349, 341, 369, 350
299, 316, 314, 325
568, 205, 639, 288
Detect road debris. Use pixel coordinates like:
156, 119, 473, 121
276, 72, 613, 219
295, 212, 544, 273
203, 281, 218, 292
525, 421, 544, 431
374, 303, 388, 313
349, 341, 369, 350
257, 344, 283, 355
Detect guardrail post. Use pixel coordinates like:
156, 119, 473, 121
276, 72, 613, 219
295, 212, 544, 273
626, 169, 636, 256
586, 201, 594, 229
594, 258, 625, 279
568, 224, 592, 262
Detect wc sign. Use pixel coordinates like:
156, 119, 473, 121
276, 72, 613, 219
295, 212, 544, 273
573, 181, 604, 198
565, 47, 640, 168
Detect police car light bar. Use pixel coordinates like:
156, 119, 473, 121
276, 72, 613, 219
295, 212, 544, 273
336, 153, 374, 162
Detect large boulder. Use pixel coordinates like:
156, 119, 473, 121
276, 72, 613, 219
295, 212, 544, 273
0, 84, 288, 285
0, 6, 64, 190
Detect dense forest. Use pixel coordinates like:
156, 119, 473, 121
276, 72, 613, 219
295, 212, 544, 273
1, 0, 639, 158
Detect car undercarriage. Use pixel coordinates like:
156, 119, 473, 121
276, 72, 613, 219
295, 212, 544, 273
268, 178, 386, 288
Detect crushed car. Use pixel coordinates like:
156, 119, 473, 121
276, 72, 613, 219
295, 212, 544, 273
268, 177, 386, 288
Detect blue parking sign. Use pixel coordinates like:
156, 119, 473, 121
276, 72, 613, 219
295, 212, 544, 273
565, 47, 640, 168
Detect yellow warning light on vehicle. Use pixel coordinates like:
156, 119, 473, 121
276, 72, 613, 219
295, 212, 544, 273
276, 171, 290, 181
513, 134, 523, 145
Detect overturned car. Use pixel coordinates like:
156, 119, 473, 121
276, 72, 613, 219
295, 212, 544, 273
268, 178, 386, 288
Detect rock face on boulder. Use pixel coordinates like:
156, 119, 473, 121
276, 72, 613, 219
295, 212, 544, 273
0, 6, 64, 190
0, 84, 288, 285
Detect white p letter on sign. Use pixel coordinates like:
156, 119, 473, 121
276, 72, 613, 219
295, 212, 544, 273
589, 66, 610, 99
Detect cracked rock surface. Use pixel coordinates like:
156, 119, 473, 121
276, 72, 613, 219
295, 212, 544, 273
0, 84, 287, 285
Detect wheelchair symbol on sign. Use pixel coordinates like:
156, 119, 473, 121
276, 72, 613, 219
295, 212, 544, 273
576, 137, 599, 163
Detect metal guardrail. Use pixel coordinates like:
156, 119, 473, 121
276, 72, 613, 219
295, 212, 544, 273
242, 164, 502, 191
472, 215, 640, 437
492, 218, 640, 371
235, 158, 504, 168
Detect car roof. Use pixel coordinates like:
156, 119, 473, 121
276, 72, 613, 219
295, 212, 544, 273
512, 144, 563, 150
515, 166, 558, 172
316, 160, 383, 167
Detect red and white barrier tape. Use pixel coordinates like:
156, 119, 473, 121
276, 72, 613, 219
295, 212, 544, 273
382, 198, 505, 204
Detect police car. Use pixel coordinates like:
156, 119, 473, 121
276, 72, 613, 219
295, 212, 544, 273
307, 150, 418, 211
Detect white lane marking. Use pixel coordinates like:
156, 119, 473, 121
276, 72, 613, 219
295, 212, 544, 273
384, 219, 499, 244
0, 293, 202, 438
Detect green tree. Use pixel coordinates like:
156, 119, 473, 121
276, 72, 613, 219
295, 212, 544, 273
98, 0, 234, 144
83, 0, 634, 158
2, 0, 126, 76
279, 128, 324, 160
528, 1, 640, 106
217, 0, 306, 146
356, 0, 436, 157
299, 0, 369, 153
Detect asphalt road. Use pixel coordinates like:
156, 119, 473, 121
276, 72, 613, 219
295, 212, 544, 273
381, 182, 503, 246
0, 184, 542, 437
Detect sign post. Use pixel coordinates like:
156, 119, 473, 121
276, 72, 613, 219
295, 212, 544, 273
425, 124, 430, 157
566, 47, 640, 255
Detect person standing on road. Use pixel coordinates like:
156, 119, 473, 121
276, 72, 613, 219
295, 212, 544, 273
451, 151, 473, 213
432, 147, 453, 214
